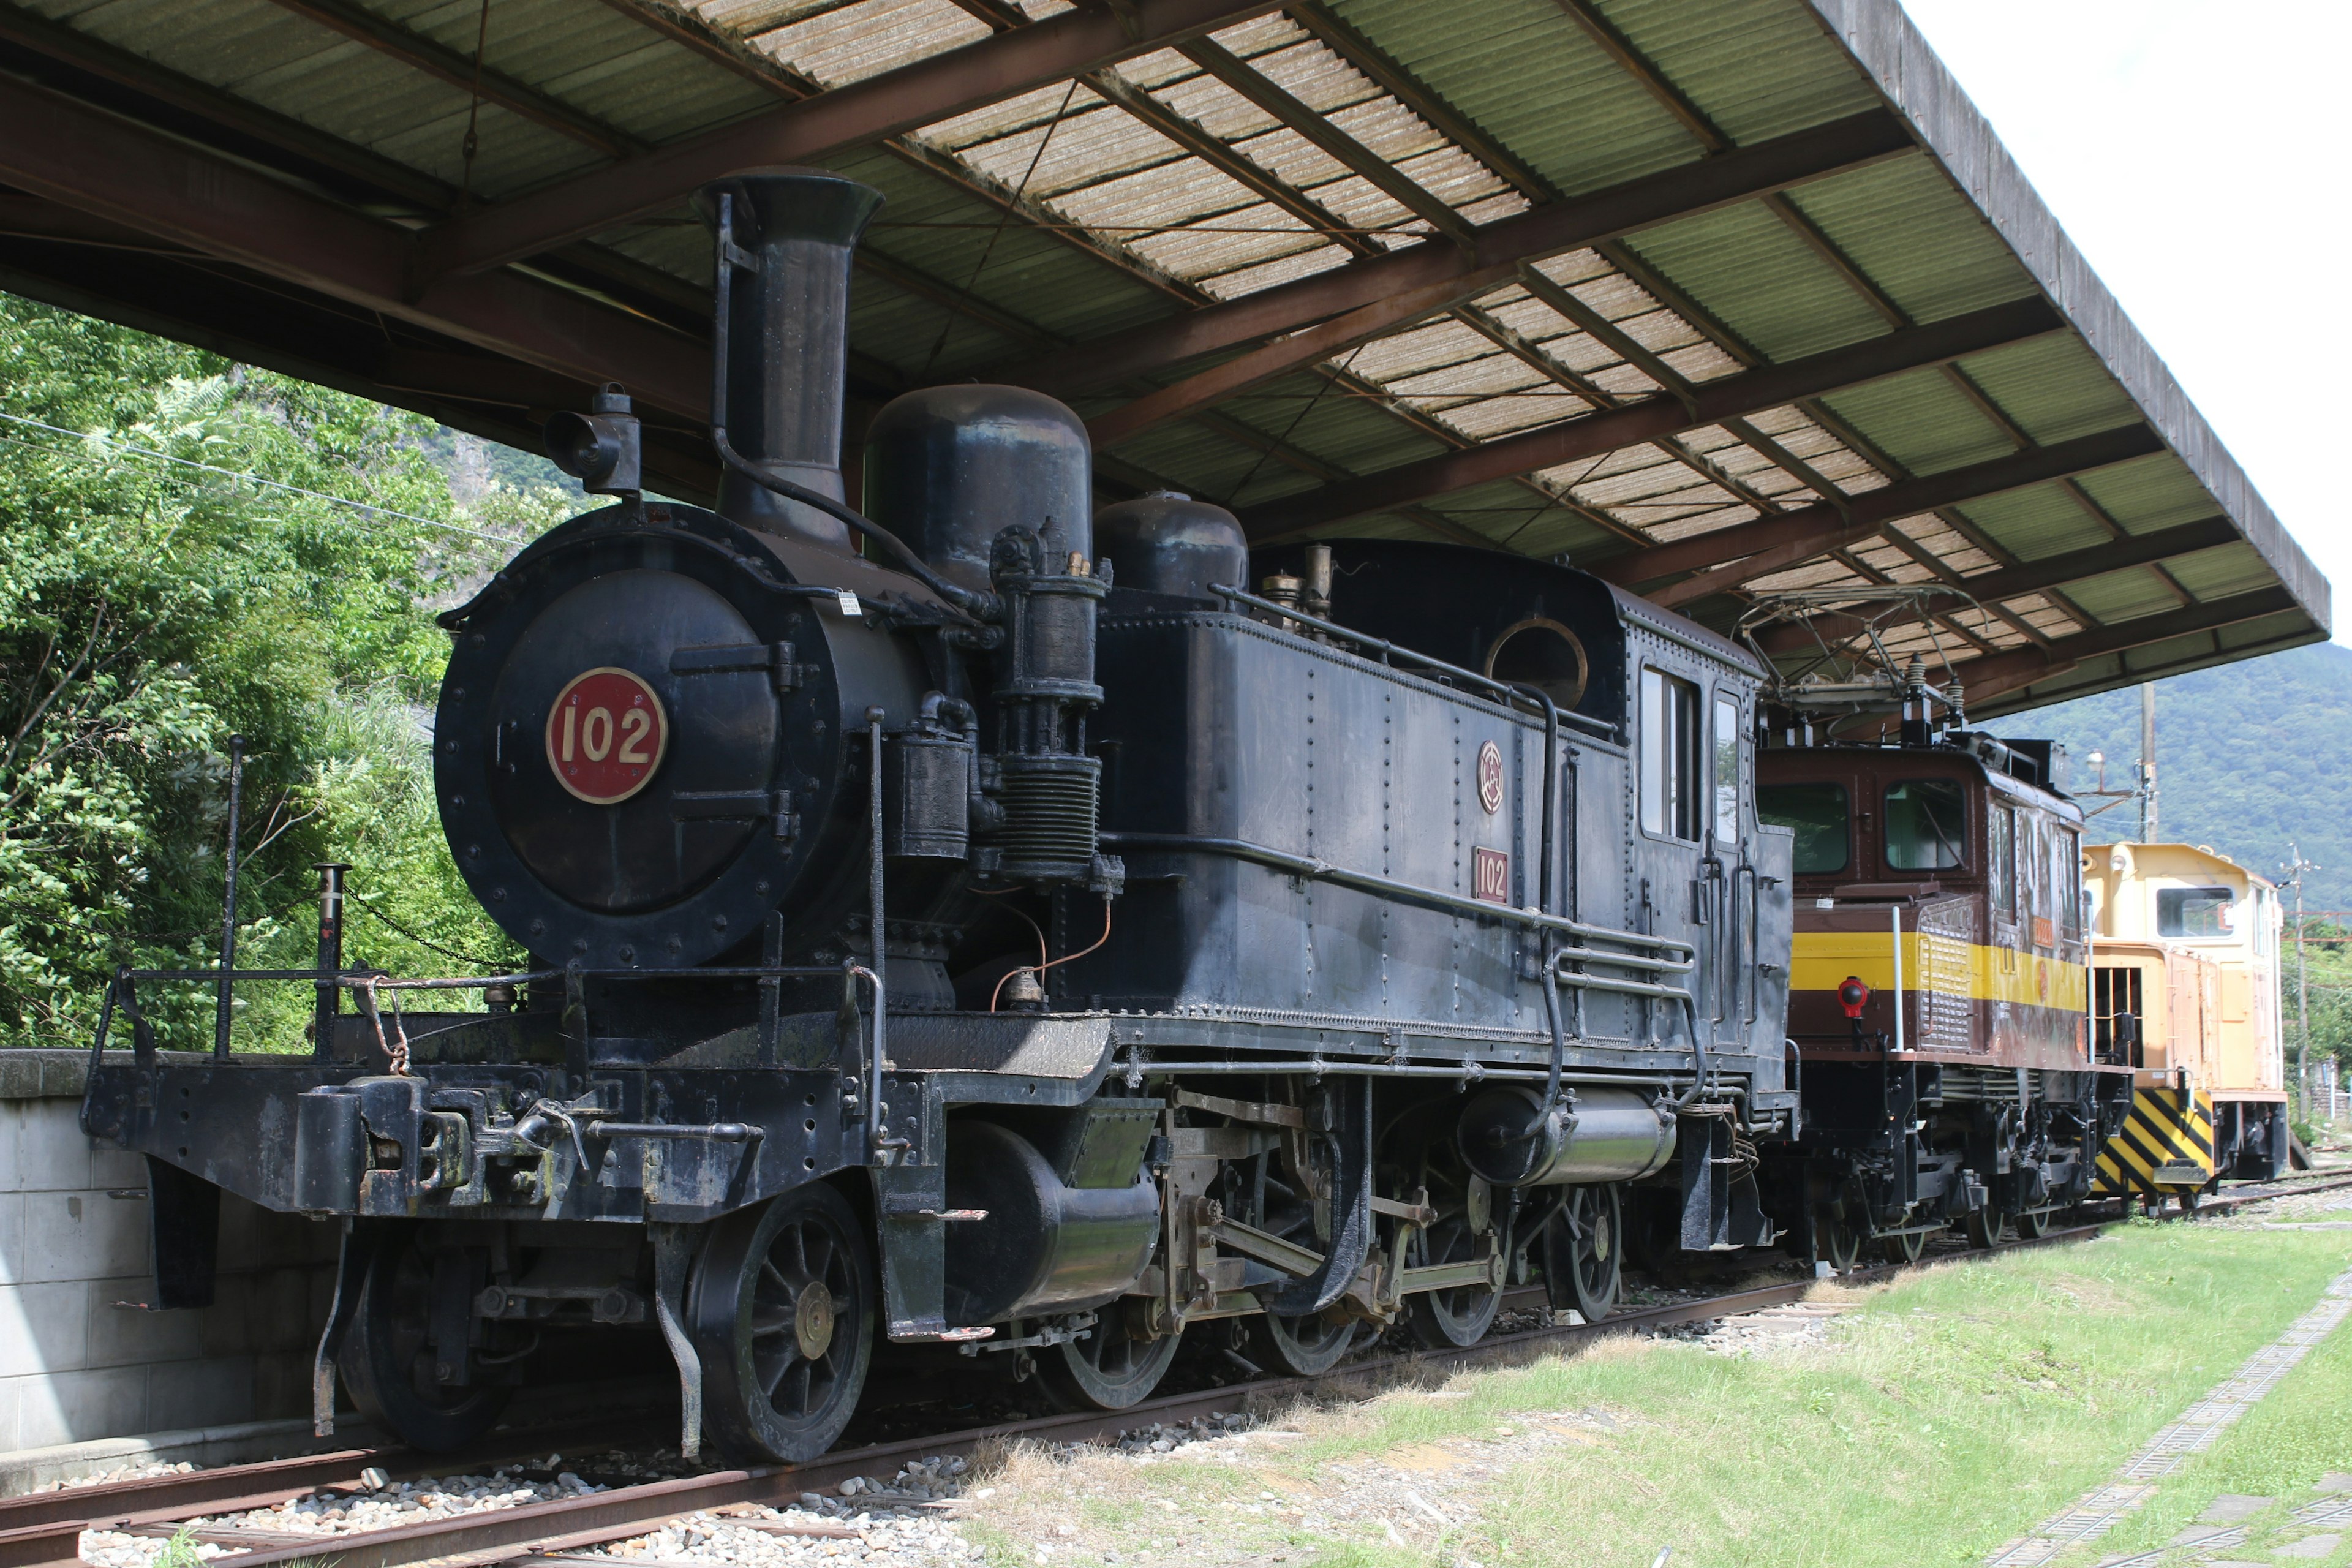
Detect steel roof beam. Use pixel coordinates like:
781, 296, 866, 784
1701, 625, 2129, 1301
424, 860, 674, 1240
1623, 424, 2166, 608
0, 1, 453, 210
1746, 516, 2242, 655
1010, 108, 1912, 407
0, 71, 709, 417
414, 0, 1283, 282
1954, 587, 2300, 710
1226, 295, 2062, 539
1174, 34, 1476, 248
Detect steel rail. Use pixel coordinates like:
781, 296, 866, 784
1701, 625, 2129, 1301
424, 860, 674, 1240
22, 1172, 2350, 1568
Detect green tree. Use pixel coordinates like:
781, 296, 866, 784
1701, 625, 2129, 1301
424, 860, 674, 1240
0, 298, 566, 1050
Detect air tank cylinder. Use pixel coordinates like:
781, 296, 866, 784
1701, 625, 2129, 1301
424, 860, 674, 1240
943, 1117, 1161, 1324
1455, 1085, 1678, 1188
863, 386, 1093, 594
1091, 491, 1248, 603
693, 168, 884, 549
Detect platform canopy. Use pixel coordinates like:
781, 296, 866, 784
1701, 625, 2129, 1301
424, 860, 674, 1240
0, 0, 2323, 715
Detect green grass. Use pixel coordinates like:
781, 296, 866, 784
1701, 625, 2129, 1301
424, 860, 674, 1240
1039, 1224, 2352, 1568
1452, 1224, 2352, 1566
2043, 1258, 2352, 1566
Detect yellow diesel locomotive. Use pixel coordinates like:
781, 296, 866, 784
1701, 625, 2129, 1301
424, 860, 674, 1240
2084, 842, 2291, 1206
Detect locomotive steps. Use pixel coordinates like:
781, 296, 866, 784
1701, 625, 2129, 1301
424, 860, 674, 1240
8, 1172, 2348, 1568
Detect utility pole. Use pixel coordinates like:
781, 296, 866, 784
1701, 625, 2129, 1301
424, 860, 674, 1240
2138, 682, 2158, 843
2285, 843, 2316, 1116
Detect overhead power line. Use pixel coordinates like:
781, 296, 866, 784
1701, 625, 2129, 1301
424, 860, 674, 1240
0, 407, 513, 545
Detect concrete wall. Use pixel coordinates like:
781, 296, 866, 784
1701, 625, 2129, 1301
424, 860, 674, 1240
0, 1051, 339, 1455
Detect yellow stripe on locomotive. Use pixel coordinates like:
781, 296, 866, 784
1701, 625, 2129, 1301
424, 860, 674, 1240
2092, 1085, 2215, 1196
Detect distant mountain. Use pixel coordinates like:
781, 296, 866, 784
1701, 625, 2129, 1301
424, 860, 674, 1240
2005, 641, 2352, 910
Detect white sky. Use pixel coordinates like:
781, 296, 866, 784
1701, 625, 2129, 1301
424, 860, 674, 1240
1895, 1, 2351, 641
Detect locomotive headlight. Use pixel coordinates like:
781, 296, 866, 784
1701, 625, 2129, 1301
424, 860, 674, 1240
1838, 976, 1871, 1019
544, 382, 643, 496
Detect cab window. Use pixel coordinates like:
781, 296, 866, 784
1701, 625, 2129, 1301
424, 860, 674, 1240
1639, 668, 1701, 840
2059, 829, 2082, 937
2158, 886, 2236, 939
1885, 779, 1966, 871
1990, 806, 2016, 915
1711, 696, 1741, 843
1758, 782, 1849, 874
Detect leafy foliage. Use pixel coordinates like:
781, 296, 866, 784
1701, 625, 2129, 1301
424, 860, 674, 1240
0, 298, 568, 1051
2020, 643, 2352, 906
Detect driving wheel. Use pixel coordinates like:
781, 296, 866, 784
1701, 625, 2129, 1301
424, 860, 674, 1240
1405, 1156, 1502, 1349
690, 1183, 873, 1463
1246, 1310, 1359, 1376
2013, 1205, 2052, 1239
1964, 1205, 2005, 1249
1879, 1227, 1927, 1265
1811, 1207, 1861, 1272
336, 1231, 515, 1452
1035, 1308, 1181, 1411
1543, 1185, 1621, 1322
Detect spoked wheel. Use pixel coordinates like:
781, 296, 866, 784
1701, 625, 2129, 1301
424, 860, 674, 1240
1035, 1308, 1181, 1411
1405, 1158, 1503, 1349
690, 1183, 873, 1464
1811, 1207, 1861, 1273
1878, 1227, 1928, 1266
337, 1232, 514, 1452
2013, 1205, 2053, 1239
1964, 1206, 2005, 1249
1245, 1310, 1359, 1376
1543, 1185, 1622, 1322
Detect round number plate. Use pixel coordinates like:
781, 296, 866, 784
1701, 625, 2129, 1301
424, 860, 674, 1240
546, 667, 668, 805
1476, 739, 1504, 815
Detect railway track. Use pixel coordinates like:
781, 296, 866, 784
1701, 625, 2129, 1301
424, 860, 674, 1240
13, 1169, 2350, 1568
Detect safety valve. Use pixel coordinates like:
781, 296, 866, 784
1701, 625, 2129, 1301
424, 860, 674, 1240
544, 382, 643, 496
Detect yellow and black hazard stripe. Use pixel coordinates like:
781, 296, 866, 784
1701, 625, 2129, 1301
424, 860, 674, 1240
2093, 1087, 2215, 1196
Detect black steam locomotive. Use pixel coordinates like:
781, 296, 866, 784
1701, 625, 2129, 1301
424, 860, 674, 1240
80, 169, 1796, 1463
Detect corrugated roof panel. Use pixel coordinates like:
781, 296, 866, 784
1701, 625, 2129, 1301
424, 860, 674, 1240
1201, 242, 1360, 299
2165, 541, 2281, 604
1815, 368, 2011, 478
1332, 0, 1702, 198
2070, 455, 2219, 537
1604, 0, 1879, 145
1901, 519, 1996, 575
1621, 202, 1894, 363
37, 0, 598, 197
1956, 486, 2109, 564
1781, 157, 2039, 326
742, 0, 989, 86
2002, 594, 2081, 638
2060, 567, 2184, 625
1954, 334, 2144, 448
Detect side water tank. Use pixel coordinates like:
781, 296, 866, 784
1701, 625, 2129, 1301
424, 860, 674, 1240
1093, 491, 1248, 603
863, 386, 1091, 594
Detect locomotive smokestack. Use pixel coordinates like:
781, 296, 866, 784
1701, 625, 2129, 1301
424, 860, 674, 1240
695, 168, 883, 548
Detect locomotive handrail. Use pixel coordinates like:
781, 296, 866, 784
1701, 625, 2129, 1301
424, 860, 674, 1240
1207, 584, 1618, 740
1098, 831, 1694, 956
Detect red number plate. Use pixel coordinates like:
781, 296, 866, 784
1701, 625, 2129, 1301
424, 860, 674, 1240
1472, 846, 1510, 905
546, 667, 668, 805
